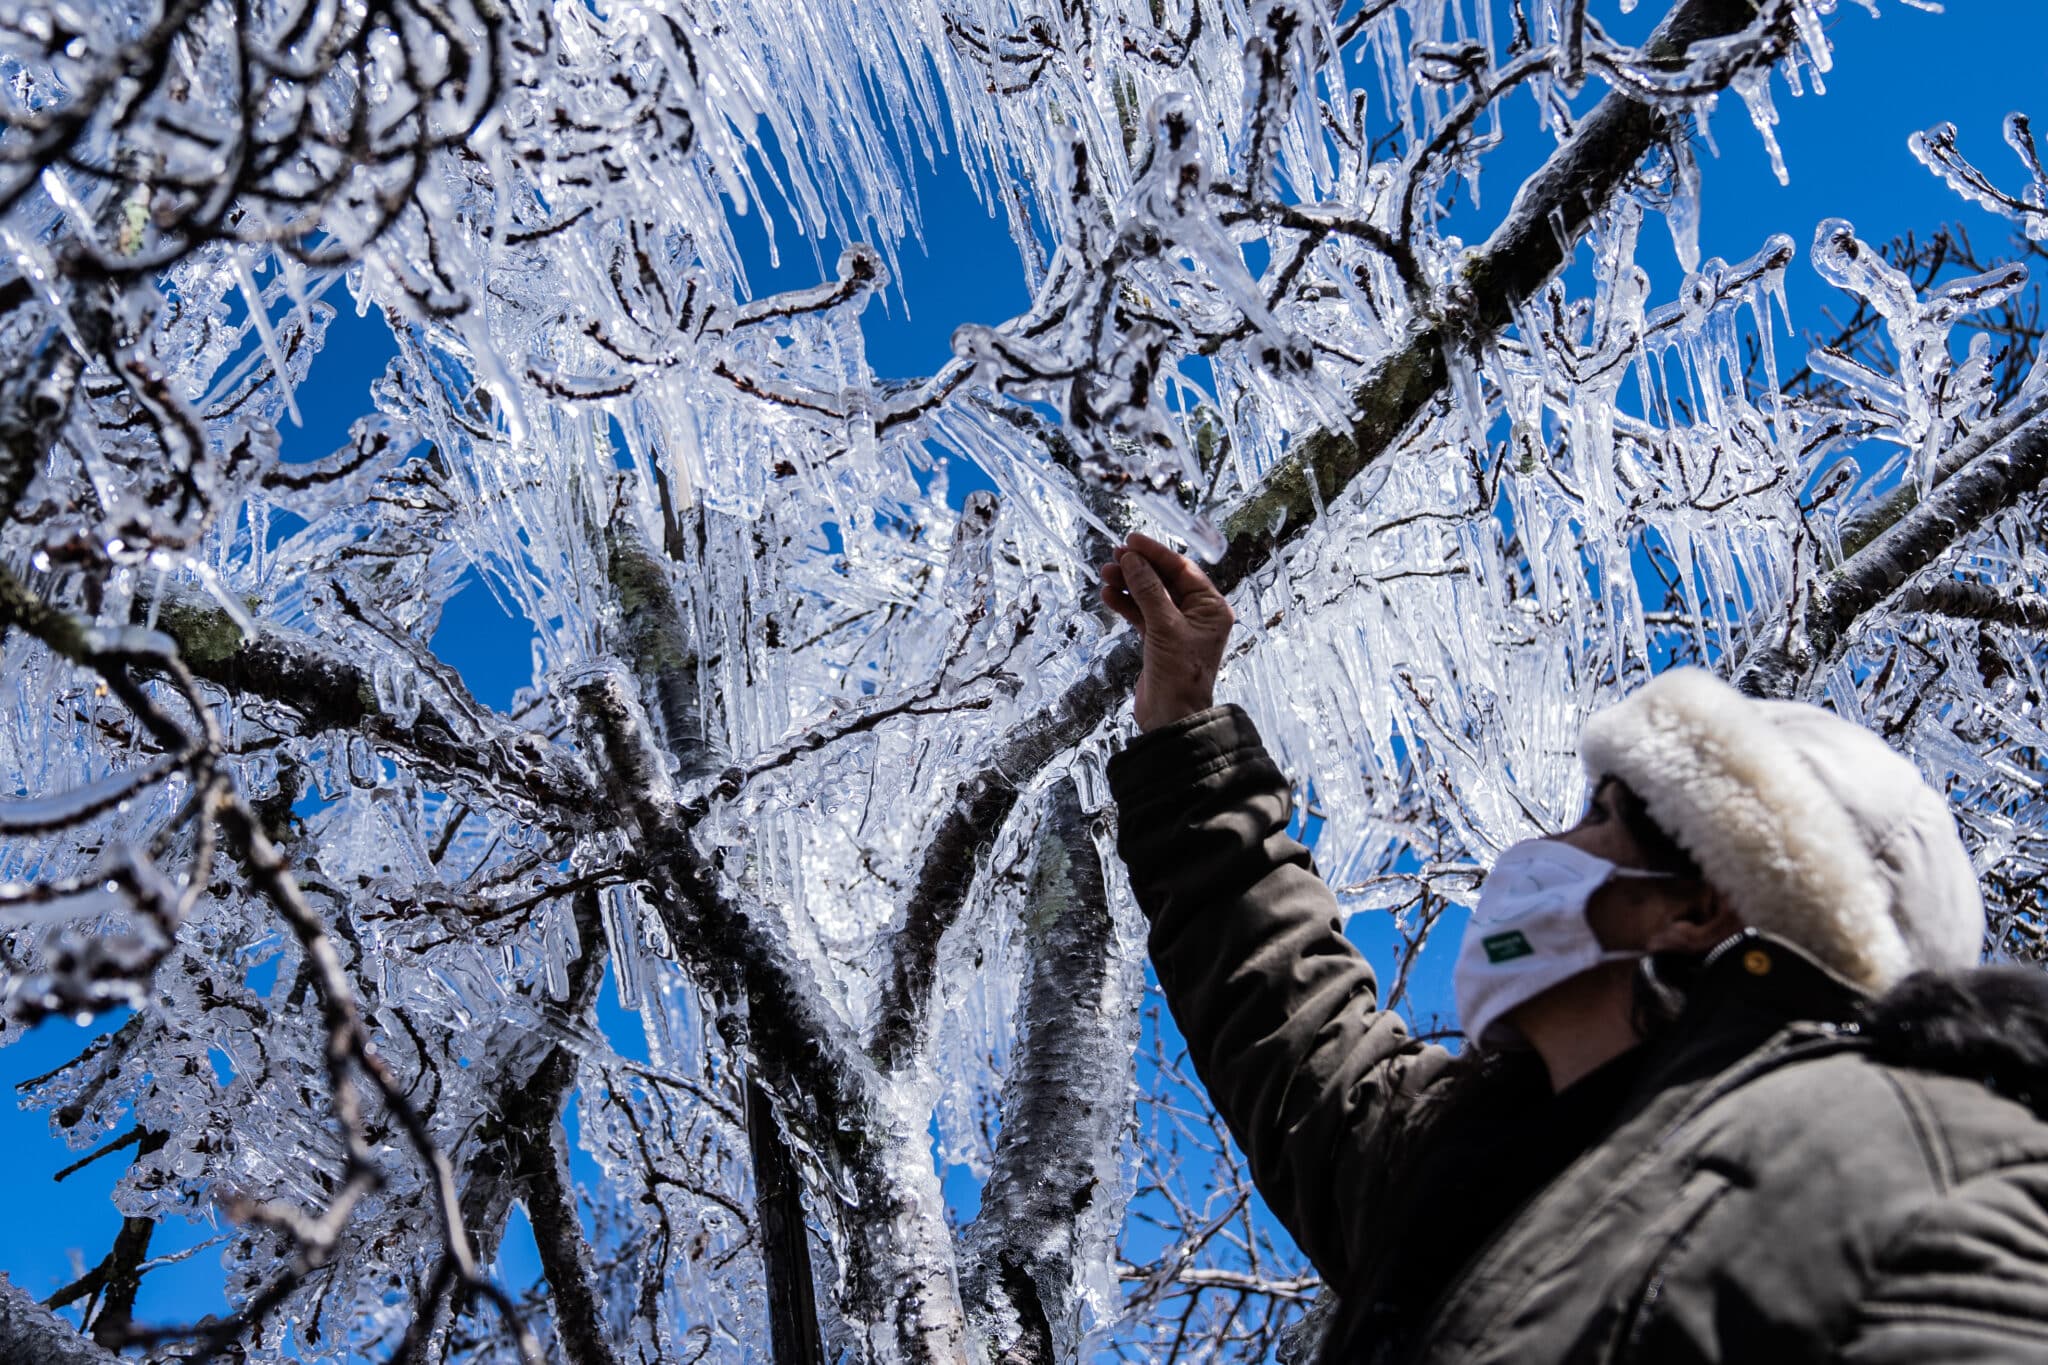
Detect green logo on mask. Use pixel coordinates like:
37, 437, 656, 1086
1482, 930, 1535, 964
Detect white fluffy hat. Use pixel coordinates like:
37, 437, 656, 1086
1579, 668, 1985, 991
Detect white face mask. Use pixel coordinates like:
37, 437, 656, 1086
1452, 839, 1671, 1048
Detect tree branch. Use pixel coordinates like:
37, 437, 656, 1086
1835, 388, 2048, 559
604, 513, 723, 780
1896, 577, 2048, 631
500, 892, 625, 1365
1818, 410, 2048, 648
868, 636, 1138, 1071
1739, 403, 2048, 695
0, 1276, 123, 1365
405, 886, 618, 1363
44, 1130, 168, 1346
144, 590, 601, 819
745, 1075, 826, 1365
605, 516, 828, 1359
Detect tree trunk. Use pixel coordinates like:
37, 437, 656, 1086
961, 780, 1132, 1362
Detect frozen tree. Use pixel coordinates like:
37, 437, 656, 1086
1, 0, 2045, 1359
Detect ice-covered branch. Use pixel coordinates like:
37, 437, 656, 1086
961, 781, 1132, 1363
1815, 410, 2048, 650
462, 891, 622, 1365
1739, 402, 2048, 695
518, 1098, 627, 1365
0, 564, 540, 1359
602, 513, 727, 781
143, 590, 601, 820
0, 755, 180, 835
0, 0, 501, 275
1836, 389, 2048, 559
1111, 1012, 1312, 1355
1896, 578, 2048, 632
44, 1130, 168, 1348
869, 637, 1139, 1071
0, 1276, 122, 1365
1222, 0, 1786, 585
1116, 1264, 1320, 1299
1912, 114, 2048, 244
213, 801, 545, 1364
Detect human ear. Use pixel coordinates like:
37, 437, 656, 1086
1642, 885, 1743, 956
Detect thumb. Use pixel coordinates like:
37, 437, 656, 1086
1117, 547, 1182, 627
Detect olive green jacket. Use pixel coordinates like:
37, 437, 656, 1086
1108, 704, 2048, 1363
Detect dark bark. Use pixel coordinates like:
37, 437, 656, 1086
411, 889, 618, 1365
84, 1214, 155, 1348
607, 522, 827, 1362
40, 1130, 170, 1347
1815, 410, 2048, 650
500, 892, 625, 1365
1836, 389, 2048, 560
868, 635, 1139, 1071
1896, 577, 2048, 632
960, 781, 1126, 1363
0, 342, 83, 526
747, 1077, 825, 1365
520, 1113, 620, 1365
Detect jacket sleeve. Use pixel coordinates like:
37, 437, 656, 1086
1107, 703, 1453, 1284
1836, 1164, 2048, 1364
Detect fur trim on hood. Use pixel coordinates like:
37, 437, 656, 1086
1580, 669, 1983, 992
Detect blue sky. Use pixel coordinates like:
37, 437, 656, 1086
6, 0, 2047, 1343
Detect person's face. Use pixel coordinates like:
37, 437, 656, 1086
1553, 778, 1734, 955
1552, 777, 1650, 870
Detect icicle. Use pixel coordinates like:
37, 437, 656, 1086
602, 883, 649, 1011
1666, 135, 1702, 274
234, 254, 303, 428
1732, 67, 1789, 186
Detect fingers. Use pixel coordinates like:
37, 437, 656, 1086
1101, 533, 1224, 634
1098, 562, 1145, 629
1124, 531, 1221, 601
1101, 534, 1230, 731
1114, 544, 1181, 626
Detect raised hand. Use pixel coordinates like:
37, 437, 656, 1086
1099, 532, 1236, 732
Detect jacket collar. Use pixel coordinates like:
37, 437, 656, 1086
1690, 928, 1870, 1025
1623, 929, 1868, 1121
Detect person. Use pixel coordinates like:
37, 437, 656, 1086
1099, 532, 2048, 1364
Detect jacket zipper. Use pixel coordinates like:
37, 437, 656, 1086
1397, 1024, 1865, 1365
